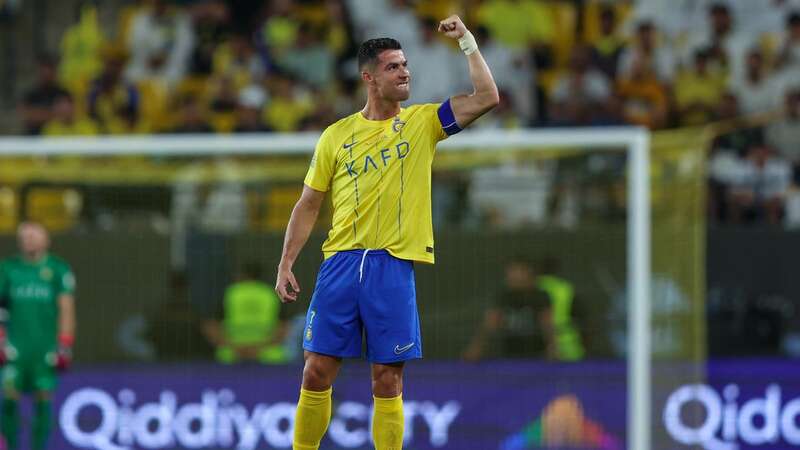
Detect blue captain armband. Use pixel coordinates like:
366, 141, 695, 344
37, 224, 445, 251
437, 99, 462, 136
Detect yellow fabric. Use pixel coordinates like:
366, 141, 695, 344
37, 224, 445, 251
212, 43, 256, 91
616, 77, 668, 128
475, 0, 554, 49
304, 104, 448, 264
42, 117, 100, 136
58, 5, 105, 94
372, 395, 404, 450
674, 70, 727, 126
263, 97, 313, 132
293, 388, 332, 450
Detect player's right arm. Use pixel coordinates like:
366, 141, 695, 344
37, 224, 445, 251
438, 15, 499, 129
276, 129, 335, 303
276, 186, 326, 303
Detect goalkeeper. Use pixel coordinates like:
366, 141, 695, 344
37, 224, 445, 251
0, 222, 76, 450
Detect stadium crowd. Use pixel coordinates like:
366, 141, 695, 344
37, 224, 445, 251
11, 0, 800, 225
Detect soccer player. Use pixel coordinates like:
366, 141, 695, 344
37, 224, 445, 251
275, 15, 498, 450
0, 222, 76, 450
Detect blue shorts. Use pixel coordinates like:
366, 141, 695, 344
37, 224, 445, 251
302, 249, 423, 363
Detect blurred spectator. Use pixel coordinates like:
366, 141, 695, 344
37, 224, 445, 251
147, 271, 212, 360
589, 5, 626, 80
474, 25, 536, 124
125, 0, 195, 87
58, 2, 105, 94
321, 0, 359, 80
172, 95, 213, 133
618, 20, 675, 84
87, 49, 142, 134
463, 256, 553, 360
475, 0, 554, 51
727, 142, 791, 225
233, 85, 271, 133
258, 0, 300, 66
469, 157, 555, 228
473, 90, 522, 129
616, 57, 668, 128
275, 22, 336, 88
775, 11, 800, 71
18, 54, 69, 135
262, 73, 314, 132
207, 76, 239, 132
673, 49, 727, 126
187, 0, 230, 78
359, 0, 422, 51
212, 32, 266, 91
737, 0, 800, 41
537, 256, 584, 361
685, 2, 751, 81
766, 89, 800, 168
41, 93, 100, 136
203, 262, 288, 365
405, 18, 463, 104
728, 48, 784, 116
549, 46, 615, 126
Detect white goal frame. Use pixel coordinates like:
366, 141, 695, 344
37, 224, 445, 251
0, 127, 651, 450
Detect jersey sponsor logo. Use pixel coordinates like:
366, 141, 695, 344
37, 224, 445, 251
393, 343, 415, 354
344, 141, 410, 177
12, 284, 52, 300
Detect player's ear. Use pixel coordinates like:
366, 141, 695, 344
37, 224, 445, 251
361, 69, 373, 84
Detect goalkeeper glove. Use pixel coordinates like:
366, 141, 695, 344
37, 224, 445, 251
48, 334, 74, 371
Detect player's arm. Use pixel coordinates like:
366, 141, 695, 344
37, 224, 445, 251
276, 185, 326, 303
438, 15, 499, 130
55, 293, 76, 370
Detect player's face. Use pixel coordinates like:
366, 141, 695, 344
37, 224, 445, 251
17, 223, 49, 255
371, 49, 411, 101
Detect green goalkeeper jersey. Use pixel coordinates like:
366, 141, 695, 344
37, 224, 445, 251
0, 254, 75, 355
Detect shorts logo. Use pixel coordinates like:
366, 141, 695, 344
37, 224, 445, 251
393, 343, 415, 355
305, 310, 316, 342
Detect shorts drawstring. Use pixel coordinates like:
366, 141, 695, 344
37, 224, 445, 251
358, 249, 371, 283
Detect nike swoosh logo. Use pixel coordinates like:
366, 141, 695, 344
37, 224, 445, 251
394, 343, 415, 354
343, 141, 359, 149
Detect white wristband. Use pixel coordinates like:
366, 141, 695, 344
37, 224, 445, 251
458, 31, 478, 55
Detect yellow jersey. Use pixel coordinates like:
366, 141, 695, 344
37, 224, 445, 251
304, 103, 450, 264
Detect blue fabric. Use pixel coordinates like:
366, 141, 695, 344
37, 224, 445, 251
302, 250, 422, 363
437, 99, 462, 136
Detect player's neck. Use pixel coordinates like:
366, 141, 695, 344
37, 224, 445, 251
22, 251, 46, 263
360, 97, 401, 121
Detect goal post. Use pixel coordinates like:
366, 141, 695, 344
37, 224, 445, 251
0, 127, 663, 450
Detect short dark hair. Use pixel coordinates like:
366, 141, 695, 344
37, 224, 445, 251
357, 38, 402, 70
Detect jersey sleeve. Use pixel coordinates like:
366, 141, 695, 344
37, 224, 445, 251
55, 263, 76, 296
418, 103, 450, 144
304, 128, 336, 192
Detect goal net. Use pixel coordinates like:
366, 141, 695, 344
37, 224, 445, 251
0, 127, 706, 450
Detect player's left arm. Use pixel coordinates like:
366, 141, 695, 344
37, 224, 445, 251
438, 15, 499, 129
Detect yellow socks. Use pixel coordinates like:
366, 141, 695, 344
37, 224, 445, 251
293, 388, 332, 450
372, 395, 404, 450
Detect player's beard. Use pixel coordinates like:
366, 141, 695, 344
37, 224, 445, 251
379, 79, 410, 102
391, 81, 410, 102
